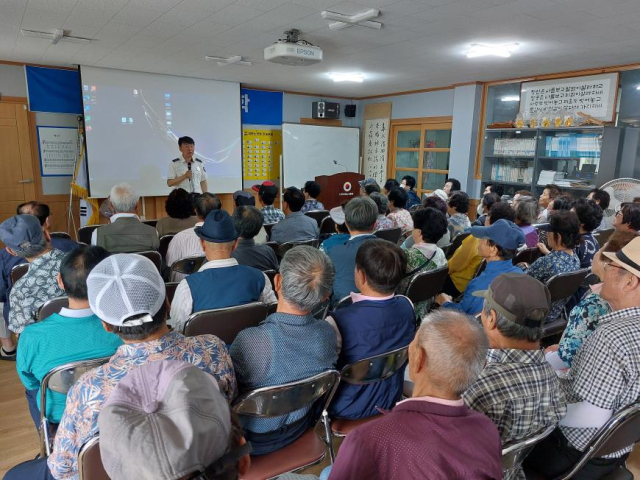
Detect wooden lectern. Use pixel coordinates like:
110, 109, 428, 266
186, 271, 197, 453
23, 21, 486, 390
315, 172, 365, 210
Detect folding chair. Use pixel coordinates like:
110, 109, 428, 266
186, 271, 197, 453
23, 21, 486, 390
183, 301, 271, 344
10, 263, 29, 285
593, 228, 615, 247
473, 259, 487, 278
404, 265, 448, 309
77, 436, 109, 480
170, 255, 206, 276
322, 295, 353, 320
263, 223, 276, 241
326, 346, 410, 456
165, 282, 179, 306
142, 219, 158, 228
305, 210, 330, 226
40, 356, 111, 457
525, 402, 640, 480
137, 251, 162, 273
446, 232, 470, 259
263, 269, 277, 291
513, 247, 543, 266
233, 370, 340, 480
278, 239, 319, 258
397, 231, 411, 246
37, 296, 69, 321
319, 216, 336, 237
542, 268, 590, 337
501, 425, 555, 480
373, 227, 402, 244
78, 225, 100, 245
158, 234, 174, 263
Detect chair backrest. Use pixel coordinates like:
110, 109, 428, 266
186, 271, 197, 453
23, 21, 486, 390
263, 223, 275, 240
513, 247, 543, 266
10, 263, 29, 285
501, 425, 555, 474
305, 210, 330, 226
322, 295, 353, 319
37, 296, 69, 321
397, 231, 411, 246
50, 232, 72, 240
278, 239, 319, 257
546, 268, 590, 303
373, 227, 402, 244
339, 345, 409, 385
405, 265, 449, 305
78, 225, 100, 245
440, 243, 452, 257
170, 255, 205, 275
158, 234, 174, 262
446, 232, 471, 259
263, 269, 277, 290
265, 241, 280, 259
560, 402, 640, 479
593, 228, 615, 247
165, 282, 179, 306
183, 301, 270, 344
78, 436, 109, 480
319, 216, 336, 235
233, 370, 340, 420
142, 219, 158, 228
473, 259, 487, 279
137, 250, 162, 273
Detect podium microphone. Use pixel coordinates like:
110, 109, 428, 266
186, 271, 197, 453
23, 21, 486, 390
333, 160, 347, 172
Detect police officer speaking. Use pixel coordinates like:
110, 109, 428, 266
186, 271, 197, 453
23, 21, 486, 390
167, 136, 208, 194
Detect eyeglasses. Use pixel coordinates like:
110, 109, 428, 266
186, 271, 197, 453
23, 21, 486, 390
615, 210, 623, 217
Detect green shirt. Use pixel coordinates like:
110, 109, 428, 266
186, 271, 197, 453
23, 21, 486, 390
16, 308, 123, 423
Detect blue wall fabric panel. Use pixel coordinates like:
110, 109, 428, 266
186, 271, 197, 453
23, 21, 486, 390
241, 88, 283, 126
25, 66, 82, 114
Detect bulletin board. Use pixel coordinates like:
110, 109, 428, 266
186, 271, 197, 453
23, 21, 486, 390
242, 128, 282, 181
37, 126, 78, 177
362, 102, 392, 185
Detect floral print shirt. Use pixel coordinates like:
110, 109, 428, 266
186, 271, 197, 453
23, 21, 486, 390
575, 232, 600, 269
558, 291, 611, 367
399, 244, 447, 319
448, 213, 471, 240
387, 209, 413, 235
8, 248, 66, 334
301, 199, 325, 213
375, 215, 394, 231
47, 331, 236, 479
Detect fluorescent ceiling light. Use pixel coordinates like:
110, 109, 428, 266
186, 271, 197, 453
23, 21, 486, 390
501, 95, 520, 102
466, 43, 519, 58
205, 55, 251, 66
636, 85, 640, 90
329, 72, 364, 83
20, 28, 92, 44
322, 9, 382, 30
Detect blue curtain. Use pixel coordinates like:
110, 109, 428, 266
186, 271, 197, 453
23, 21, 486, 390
25, 66, 82, 114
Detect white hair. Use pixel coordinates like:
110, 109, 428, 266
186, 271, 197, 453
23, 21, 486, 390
109, 183, 139, 213
416, 310, 489, 396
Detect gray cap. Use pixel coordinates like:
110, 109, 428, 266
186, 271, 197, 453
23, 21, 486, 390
99, 360, 235, 480
87, 254, 165, 326
358, 178, 377, 187
0, 214, 46, 257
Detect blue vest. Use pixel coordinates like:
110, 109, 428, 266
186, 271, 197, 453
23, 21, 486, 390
328, 235, 377, 304
329, 296, 416, 419
186, 265, 265, 312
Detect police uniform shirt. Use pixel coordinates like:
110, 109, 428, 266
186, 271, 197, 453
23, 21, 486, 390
168, 155, 206, 193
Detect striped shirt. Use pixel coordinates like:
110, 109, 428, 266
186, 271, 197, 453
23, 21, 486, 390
165, 222, 204, 282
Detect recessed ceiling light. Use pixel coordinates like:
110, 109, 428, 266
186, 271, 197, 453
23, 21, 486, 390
466, 43, 519, 58
501, 95, 520, 102
328, 72, 364, 83
636, 85, 640, 90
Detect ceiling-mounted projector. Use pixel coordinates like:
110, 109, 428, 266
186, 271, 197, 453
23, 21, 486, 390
264, 29, 323, 66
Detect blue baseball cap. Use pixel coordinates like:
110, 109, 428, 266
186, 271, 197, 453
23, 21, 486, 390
0, 214, 45, 252
194, 209, 238, 244
471, 218, 525, 250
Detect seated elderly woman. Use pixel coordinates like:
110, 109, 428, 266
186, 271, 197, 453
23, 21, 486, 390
387, 187, 413, 235
370, 192, 393, 231
447, 191, 471, 240
514, 196, 539, 248
545, 230, 637, 369
472, 192, 500, 227
572, 198, 604, 268
399, 207, 448, 317
230, 246, 338, 455
613, 201, 640, 234
527, 210, 581, 319
155, 188, 198, 237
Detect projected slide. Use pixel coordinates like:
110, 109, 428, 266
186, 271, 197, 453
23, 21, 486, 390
80, 66, 242, 197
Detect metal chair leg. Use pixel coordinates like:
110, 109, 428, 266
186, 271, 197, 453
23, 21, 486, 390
322, 410, 335, 463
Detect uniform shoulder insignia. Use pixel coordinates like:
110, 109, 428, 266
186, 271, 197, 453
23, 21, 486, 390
172, 158, 180, 162
195, 158, 203, 163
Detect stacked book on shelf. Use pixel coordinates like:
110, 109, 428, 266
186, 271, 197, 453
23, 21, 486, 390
492, 138, 536, 157
544, 134, 601, 158
491, 164, 534, 184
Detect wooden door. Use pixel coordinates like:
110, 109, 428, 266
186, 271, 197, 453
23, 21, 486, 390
0, 102, 36, 223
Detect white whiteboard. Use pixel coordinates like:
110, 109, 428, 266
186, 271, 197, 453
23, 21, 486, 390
282, 123, 360, 188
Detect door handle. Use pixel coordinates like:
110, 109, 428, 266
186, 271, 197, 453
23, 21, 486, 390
18, 179, 34, 184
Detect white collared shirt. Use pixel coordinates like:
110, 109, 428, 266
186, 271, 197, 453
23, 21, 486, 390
90, 213, 140, 245
165, 222, 204, 282
168, 155, 207, 193
58, 307, 95, 318
169, 257, 277, 331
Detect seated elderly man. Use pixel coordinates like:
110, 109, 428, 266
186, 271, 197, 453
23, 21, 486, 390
170, 210, 276, 332
91, 182, 159, 253
0, 215, 66, 335
166, 192, 221, 281
525, 236, 640, 478
4, 253, 236, 480
98, 361, 251, 480
327, 196, 378, 304
465, 273, 566, 480
327, 310, 502, 479
230, 246, 338, 455
231, 205, 279, 271
269, 187, 319, 244
17, 246, 122, 430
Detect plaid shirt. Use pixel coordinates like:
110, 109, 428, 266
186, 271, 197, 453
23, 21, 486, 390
261, 205, 285, 224
464, 349, 566, 480
301, 199, 324, 213
560, 307, 640, 458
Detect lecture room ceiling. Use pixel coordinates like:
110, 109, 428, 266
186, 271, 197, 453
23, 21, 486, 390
2, 0, 640, 97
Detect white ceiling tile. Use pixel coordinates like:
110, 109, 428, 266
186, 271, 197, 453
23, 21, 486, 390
25, 0, 78, 15
207, 4, 265, 26
141, 21, 189, 39
110, 5, 165, 28
21, 8, 69, 30
128, 0, 185, 12
233, 0, 290, 12
65, 1, 127, 27
179, 0, 238, 12
157, 5, 215, 27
